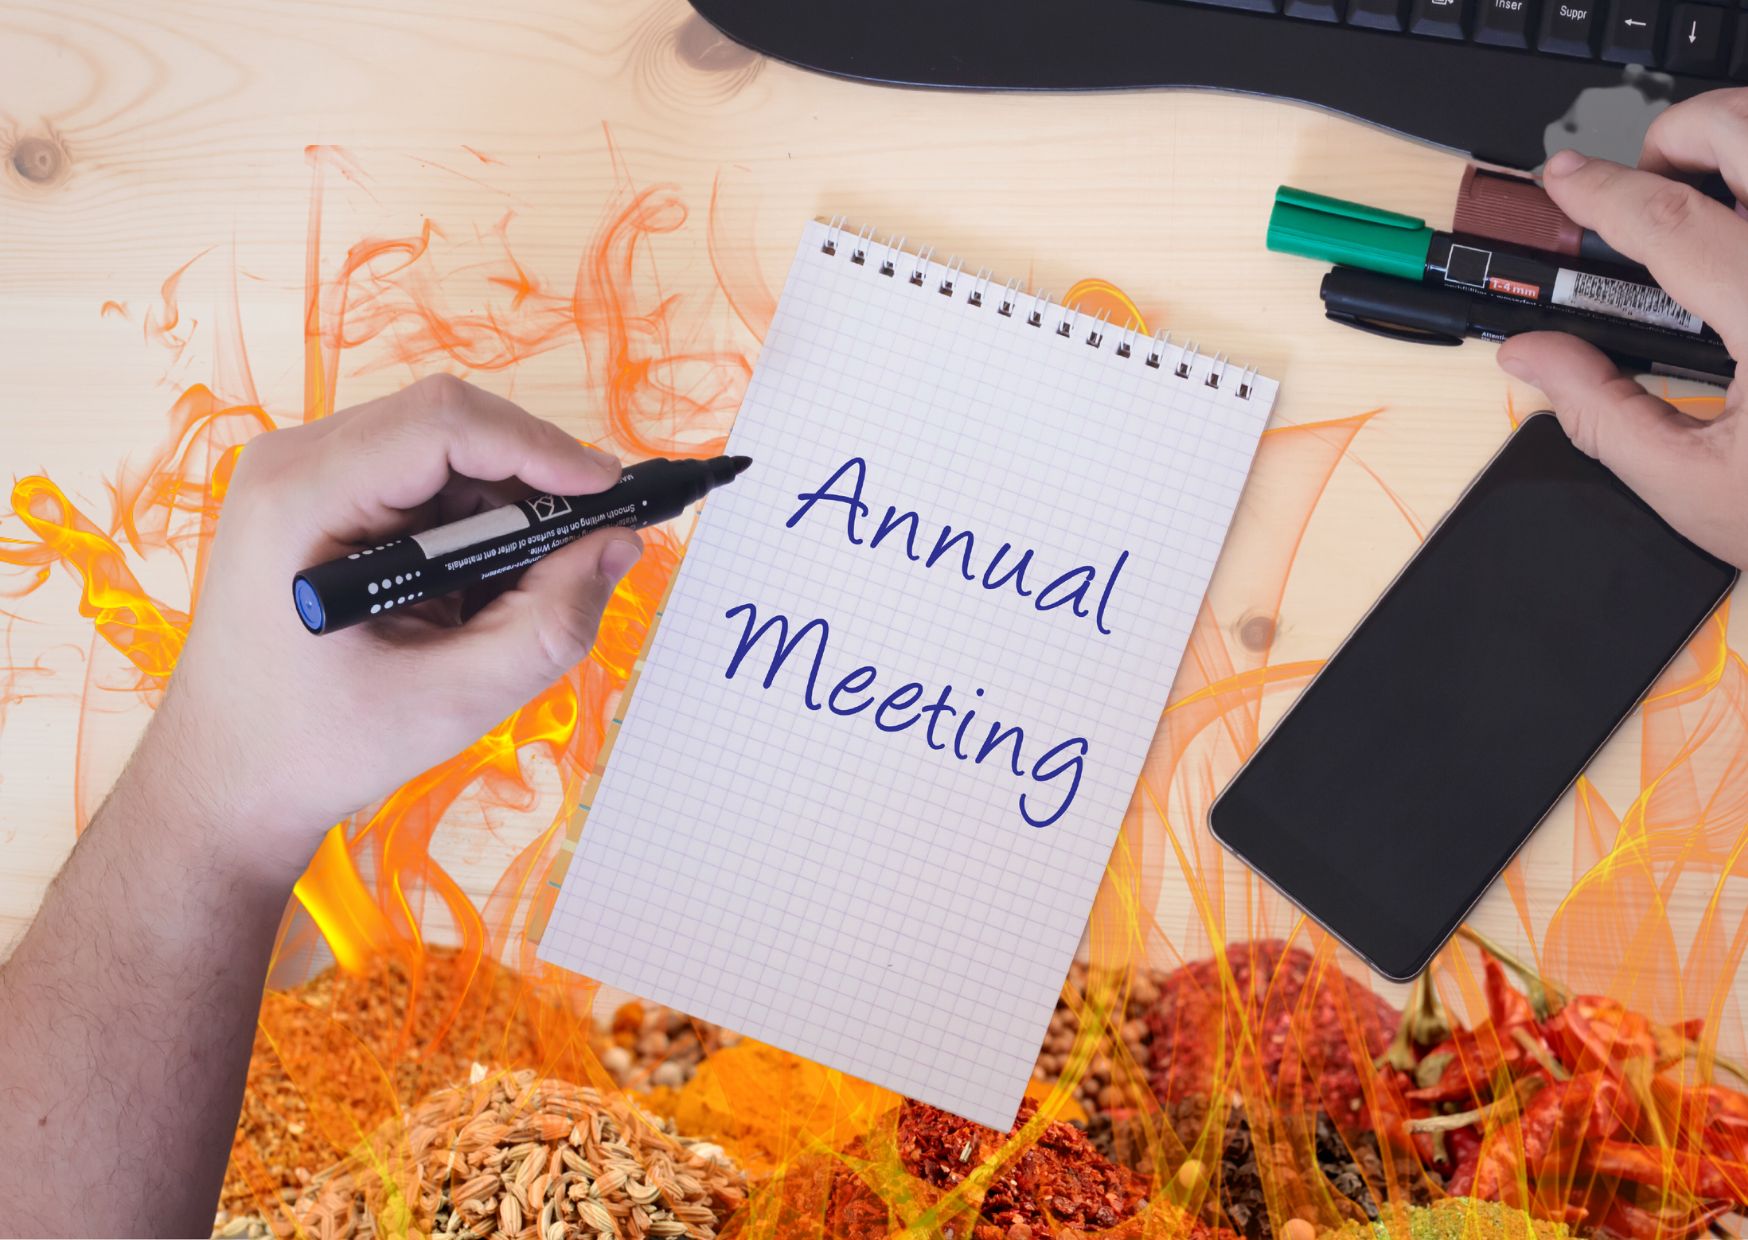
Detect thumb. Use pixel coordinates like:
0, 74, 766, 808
448, 528, 644, 697
1497, 331, 1713, 498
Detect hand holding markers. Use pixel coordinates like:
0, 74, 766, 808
142, 375, 644, 873
1498, 91, 1748, 572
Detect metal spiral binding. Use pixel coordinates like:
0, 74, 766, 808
909, 245, 934, 286
820, 223, 1255, 399
849, 224, 874, 266
939, 257, 963, 297
968, 267, 992, 308
878, 235, 905, 277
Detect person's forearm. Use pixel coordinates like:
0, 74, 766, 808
0, 377, 639, 1233
0, 703, 302, 1235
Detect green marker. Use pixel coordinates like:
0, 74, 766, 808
1266, 185, 1714, 342
1267, 186, 1433, 281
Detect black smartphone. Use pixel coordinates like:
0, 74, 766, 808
1209, 413, 1737, 980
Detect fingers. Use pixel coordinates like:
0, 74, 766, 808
1639, 88, 1748, 202
439, 527, 644, 697
310, 375, 620, 540
1497, 332, 1716, 496
1541, 150, 1748, 356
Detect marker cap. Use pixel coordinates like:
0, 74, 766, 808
1267, 187, 1433, 282
293, 576, 326, 634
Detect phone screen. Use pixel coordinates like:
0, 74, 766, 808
1209, 414, 1736, 980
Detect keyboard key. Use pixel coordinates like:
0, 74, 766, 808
1410, 0, 1471, 35
1476, 0, 1536, 43
1540, 0, 1601, 53
1601, 0, 1661, 59
1285, 0, 1346, 21
1180, 0, 1283, 12
1348, 0, 1406, 29
1667, 2, 1729, 70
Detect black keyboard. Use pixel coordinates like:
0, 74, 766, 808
688, 0, 1727, 169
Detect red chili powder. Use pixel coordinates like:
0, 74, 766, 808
1144, 941, 1401, 1127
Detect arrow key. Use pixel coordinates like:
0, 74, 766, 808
1666, 2, 1729, 72
1602, 0, 1661, 60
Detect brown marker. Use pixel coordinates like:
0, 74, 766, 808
1453, 166, 1634, 269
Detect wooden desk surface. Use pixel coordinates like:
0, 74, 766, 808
3, 1, 1740, 1014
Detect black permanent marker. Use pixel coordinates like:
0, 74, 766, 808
1318, 266, 1734, 387
1270, 186, 1721, 346
293, 455, 751, 635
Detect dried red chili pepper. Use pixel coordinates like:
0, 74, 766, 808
1444, 1126, 1482, 1196
1405, 1029, 1494, 1105
1653, 1078, 1748, 1159
1407, 960, 1565, 1107
1589, 1139, 1748, 1202
1546, 997, 1662, 1076
1468, 1117, 1523, 1203
1594, 1191, 1734, 1240
1485, 955, 1538, 1033
1511, 1073, 1635, 1190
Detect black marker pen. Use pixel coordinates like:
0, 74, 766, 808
1270, 186, 1720, 345
1319, 266, 1734, 387
293, 455, 751, 635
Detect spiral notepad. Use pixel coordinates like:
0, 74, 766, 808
536, 218, 1277, 1128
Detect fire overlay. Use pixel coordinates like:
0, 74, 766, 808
2, 139, 1746, 1240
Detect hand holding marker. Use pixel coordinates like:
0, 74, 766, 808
1268, 185, 1734, 385
294, 455, 752, 635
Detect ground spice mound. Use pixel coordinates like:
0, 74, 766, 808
897, 1098, 1149, 1234
290, 1066, 745, 1239
1317, 1199, 1571, 1240
222, 947, 588, 1219
1144, 942, 1401, 1126
747, 1098, 1230, 1240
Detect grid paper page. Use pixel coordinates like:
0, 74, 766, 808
537, 219, 1278, 1128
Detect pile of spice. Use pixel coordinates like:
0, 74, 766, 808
888, 1098, 1153, 1236
601, 1000, 741, 1092
1031, 960, 1171, 1116
1084, 1103, 1436, 1240
1385, 947, 1748, 1240
735, 1097, 1228, 1240
1040, 944, 1437, 1240
221, 947, 593, 1221
1031, 946, 1402, 1129
289, 1065, 745, 1239
1143, 941, 1402, 1128
1315, 1198, 1571, 1240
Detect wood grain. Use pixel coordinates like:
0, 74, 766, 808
1, 0, 1738, 1004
